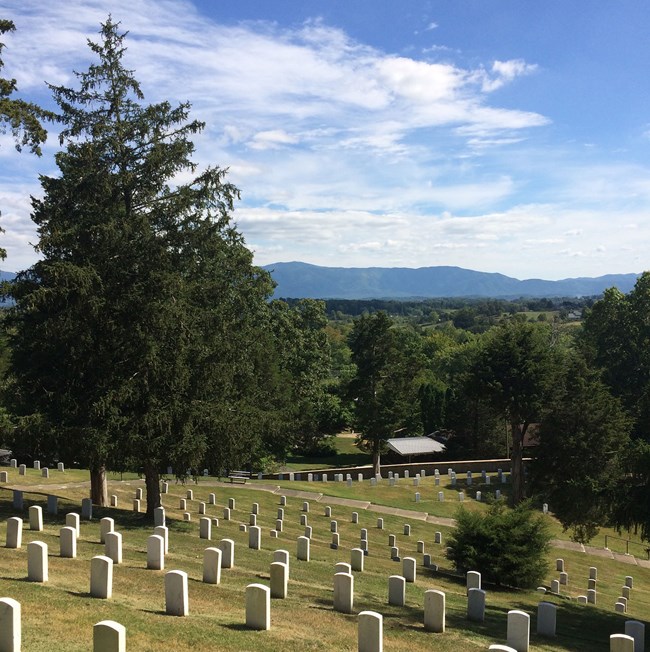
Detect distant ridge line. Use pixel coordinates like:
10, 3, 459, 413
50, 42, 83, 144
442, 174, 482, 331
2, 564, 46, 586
262, 262, 640, 299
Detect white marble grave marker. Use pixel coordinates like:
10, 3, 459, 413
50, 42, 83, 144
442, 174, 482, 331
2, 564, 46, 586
467, 588, 486, 622
0, 597, 21, 652
27, 541, 48, 582
200, 516, 212, 540
93, 620, 125, 652
100, 517, 114, 544
165, 570, 189, 616
219, 538, 235, 568
507, 609, 530, 652
60, 526, 77, 558
358, 611, 382, 652
297, 536, 310, 561
537, 601, 556, 637
334, 572, 354, 613
388, 575, 405, 606
28, 505, 43, 532
403, 557, 416, 583
245, 584, 270, 630
147, 535, 165, 570
90, 555, 113, 599
203, 547, 222, 584
105, 531, 122, 564
424, 589, 445, 633
270, 561, 288, 598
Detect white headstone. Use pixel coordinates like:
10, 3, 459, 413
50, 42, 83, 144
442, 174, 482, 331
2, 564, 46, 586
200, 517, 212, 540
66, 512, 80, 537
110, 495, 118, 507
154, 525, 169, 554
388, 575, 405, 606
165, 570, 189, 616
377, 518, 384, 529
59, 525, 77, 560
105, 531, 122, 564
424, 589, 445, 632
274, 549, 290, 572
537, 601, 556, 637
147, 535, 165, 571
624, 620, 645, 652
93, 620, 125, 652
610, 634, 635, 652
219, 538, 235, 568
507, 609, 530, 652
467, 570, 481, 593
249, 525, 261, 550
270, 561, 288, 598
100, 517, 114, 544
297, 536, 310, 561
0, 597, 21, 652
403, 557, 416, 583
358, 611, 382, 652
351, 548, 364, 572
29, 505, 43, 532
12, 490, 23, 511
90, 555, 113, 599
203, 547, 222, 584
467, 588, 486, 622
80, 497, 92, 520
27, 540, 48, 582
334, 572, 354, 613
154, 506, 165, 527
245, 584, 270, 630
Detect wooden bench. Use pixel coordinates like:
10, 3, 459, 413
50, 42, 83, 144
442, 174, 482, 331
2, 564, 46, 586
228, 471, 251, 484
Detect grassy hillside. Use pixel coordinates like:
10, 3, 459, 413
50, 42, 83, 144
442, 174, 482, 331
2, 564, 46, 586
0, 466, 647, 651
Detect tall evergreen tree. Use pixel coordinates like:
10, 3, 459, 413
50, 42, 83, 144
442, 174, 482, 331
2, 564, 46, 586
5, 19, 273, 514
347, 312, 423, 474
467, 320, 559, 505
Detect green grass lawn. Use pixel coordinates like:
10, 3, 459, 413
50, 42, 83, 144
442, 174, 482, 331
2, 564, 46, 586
0, 470, 647, 651
281, 436, 371, 471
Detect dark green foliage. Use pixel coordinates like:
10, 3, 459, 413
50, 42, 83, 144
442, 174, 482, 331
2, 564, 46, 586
5, 19, 273, 511
447, 500, 551, 588
347, 312, 424, 473
531, 355, 630, 543
466, 321, 560, 503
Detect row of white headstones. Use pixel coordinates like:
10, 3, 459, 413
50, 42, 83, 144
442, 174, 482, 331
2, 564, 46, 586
2, 483, 647, 652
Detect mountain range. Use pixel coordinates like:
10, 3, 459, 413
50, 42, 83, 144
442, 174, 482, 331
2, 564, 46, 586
263, 262, 640, 299
1, 266, 640, 300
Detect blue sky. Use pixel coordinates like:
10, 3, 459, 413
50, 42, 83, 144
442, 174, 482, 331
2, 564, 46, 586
2, 0, 650, 279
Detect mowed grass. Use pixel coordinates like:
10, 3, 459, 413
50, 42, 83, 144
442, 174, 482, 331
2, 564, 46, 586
0, 471, 648, 651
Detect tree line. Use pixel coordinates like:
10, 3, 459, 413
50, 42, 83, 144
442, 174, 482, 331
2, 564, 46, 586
0, 19, 648, 544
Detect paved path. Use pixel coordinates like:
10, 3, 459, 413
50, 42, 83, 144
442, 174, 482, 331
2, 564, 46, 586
8, 478, 650, 568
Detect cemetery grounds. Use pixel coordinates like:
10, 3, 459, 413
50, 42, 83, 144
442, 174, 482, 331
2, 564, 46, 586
0, 464, 648, 651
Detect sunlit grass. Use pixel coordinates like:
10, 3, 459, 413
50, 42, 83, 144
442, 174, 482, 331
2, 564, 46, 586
0, 472, 647, 651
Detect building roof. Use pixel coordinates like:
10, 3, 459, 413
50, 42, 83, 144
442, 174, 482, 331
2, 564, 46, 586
386, 437, 446, 457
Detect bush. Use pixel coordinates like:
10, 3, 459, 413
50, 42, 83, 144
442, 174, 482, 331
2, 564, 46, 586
447, 500, 551, 588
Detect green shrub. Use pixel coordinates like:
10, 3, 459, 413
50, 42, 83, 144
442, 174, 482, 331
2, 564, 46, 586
447, 499, 551, 588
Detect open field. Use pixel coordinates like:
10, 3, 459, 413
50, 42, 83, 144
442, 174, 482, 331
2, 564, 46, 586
0, 467, 647, 650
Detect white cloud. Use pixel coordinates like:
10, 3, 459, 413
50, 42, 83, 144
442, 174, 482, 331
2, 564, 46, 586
2, 0, 649, 280
248, 130, 300, 150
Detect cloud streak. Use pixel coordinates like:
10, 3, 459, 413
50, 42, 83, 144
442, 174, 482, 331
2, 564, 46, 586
1, 0, 649, 280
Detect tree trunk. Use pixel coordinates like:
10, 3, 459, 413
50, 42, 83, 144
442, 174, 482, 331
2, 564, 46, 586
509, 421, 526, 506
144, 461, 161, 518
90, 464, 108, 506
372, 440, 381, 477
